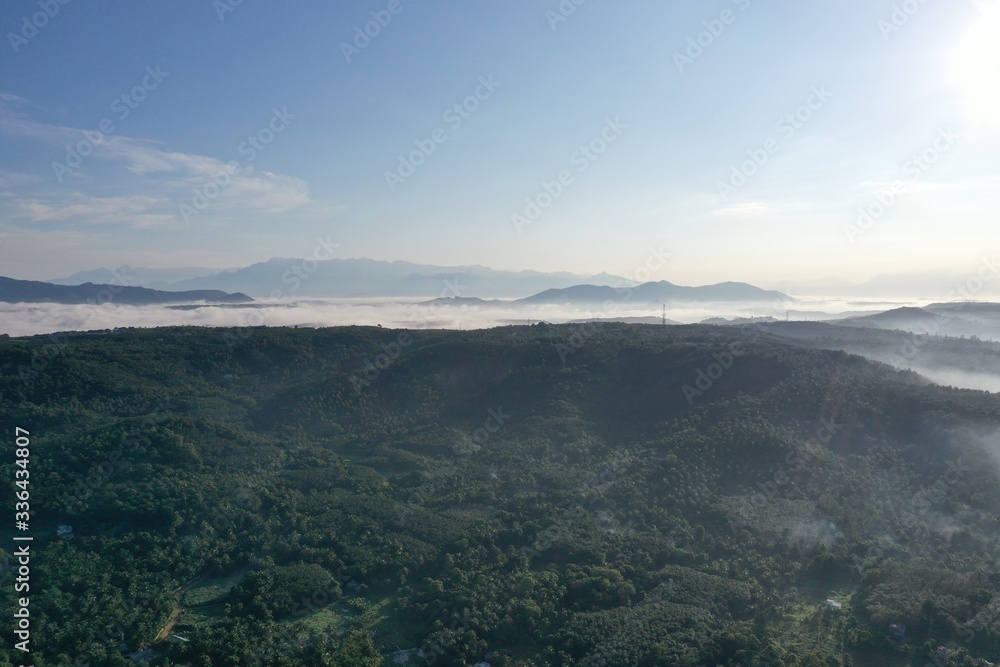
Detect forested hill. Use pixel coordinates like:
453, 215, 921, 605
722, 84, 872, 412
0, 276, 253, 305
2, 323, 1000, 666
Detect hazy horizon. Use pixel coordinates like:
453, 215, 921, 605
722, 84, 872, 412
3, 254, 999, 303
0, 293, 984, 338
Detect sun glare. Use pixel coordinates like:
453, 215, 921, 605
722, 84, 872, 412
952, 6, 1000, 123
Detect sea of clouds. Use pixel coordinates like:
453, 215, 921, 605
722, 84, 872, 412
0, 295, 934, 338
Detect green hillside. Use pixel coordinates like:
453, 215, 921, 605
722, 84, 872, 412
2, 323, 999, 666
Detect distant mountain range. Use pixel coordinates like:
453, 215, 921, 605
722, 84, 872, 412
518, 281, 793, 305
50, 266, 223, 290
50, 260, 1000, 300
0, 277, 252, 305
23, 260, 792, 309
50, 258, 632, 299
424, 281, 793, 306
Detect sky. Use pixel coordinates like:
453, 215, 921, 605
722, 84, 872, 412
1, 0, 999, 290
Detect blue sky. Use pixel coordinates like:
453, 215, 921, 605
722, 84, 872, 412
0, 0, 998, 288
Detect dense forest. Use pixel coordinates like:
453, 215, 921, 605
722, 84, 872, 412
2, 322, 1000, 666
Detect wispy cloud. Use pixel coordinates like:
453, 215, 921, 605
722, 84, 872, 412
15, 194, 176, 228
98, 135, 312, 214
0, 169, 38, 189
0, 96, 313, 228
711, 202, 770, 217
0, 93, 30, 105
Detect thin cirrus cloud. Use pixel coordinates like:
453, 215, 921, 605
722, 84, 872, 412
711, 202, 771, 218
15, 194, 174, 229
0, 95, 313, 230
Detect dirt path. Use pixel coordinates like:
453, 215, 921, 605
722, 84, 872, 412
153, 570, 245, 643
155, 606, 182, 642
154, 575, 203, 643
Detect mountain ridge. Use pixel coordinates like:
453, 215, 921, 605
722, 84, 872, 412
51, 258, 633, 299
0, 276, 253, 305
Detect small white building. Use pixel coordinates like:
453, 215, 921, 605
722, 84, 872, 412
826, 599, 842, 612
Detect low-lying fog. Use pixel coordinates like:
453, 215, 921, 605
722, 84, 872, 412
4, 296, 999, 395
0, 295, 934, 338
908, 366, 1000, 394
